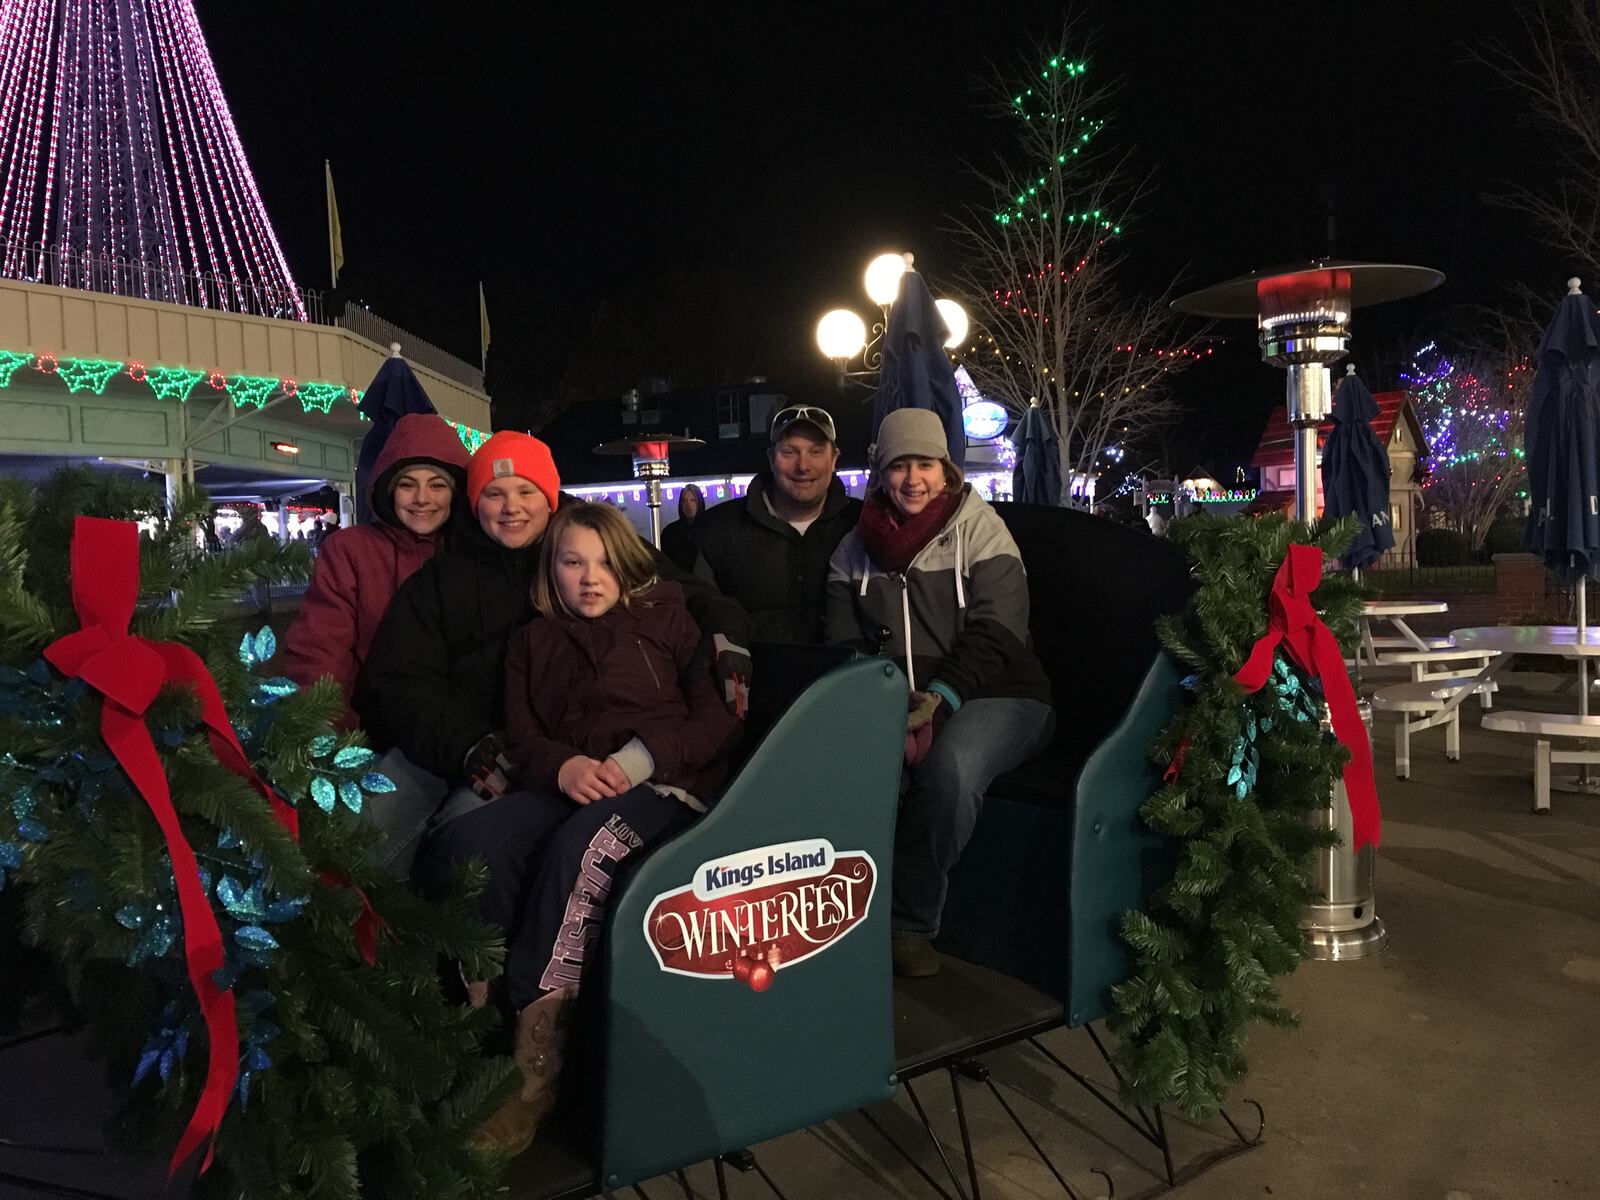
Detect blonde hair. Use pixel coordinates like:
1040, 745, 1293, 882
533, 502, 660, 617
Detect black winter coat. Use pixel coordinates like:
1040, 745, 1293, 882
690, 473, 861, 646
353, 511, 742, 784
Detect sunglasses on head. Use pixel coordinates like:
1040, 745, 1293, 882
771, 406, 836, 442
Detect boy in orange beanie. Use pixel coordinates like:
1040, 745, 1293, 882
467, 431, 561, 551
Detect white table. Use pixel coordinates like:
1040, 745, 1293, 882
1359, 600, 1450, 666
1447, 626, 1600, 806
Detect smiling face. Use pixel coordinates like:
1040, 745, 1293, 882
553, 524, 620, 617
390, 466, 455, 536
768, 430, 839, 512
882, 456, 948, 517
476, 475, 551, 549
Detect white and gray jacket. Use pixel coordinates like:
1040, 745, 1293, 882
824, 486, 1051, 706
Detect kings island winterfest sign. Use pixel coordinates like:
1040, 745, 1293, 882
643, 839, 877, 993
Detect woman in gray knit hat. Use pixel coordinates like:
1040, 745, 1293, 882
825, 408, 1054, 978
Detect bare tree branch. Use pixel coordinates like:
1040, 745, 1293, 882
1479, 0, 1600, 274
940, 21, 1208, 503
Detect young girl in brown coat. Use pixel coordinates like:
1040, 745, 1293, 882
418, 501, 739, 1154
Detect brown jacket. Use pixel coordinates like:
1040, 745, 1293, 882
503, 581, 741, 797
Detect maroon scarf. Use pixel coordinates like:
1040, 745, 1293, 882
856, 489, 959, 574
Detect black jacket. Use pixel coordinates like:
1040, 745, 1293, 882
354, 509, 741, 784
691, 473, 862, 646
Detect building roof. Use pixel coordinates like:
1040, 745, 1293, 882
1250, 389, 1427, 470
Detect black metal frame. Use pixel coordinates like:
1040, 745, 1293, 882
857, 1020, 1265, 1199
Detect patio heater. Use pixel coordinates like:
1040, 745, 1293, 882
1175, 260, 1443, 961
593, 433, 706, 547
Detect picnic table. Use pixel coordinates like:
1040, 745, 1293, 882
1444, 625, 1600, 810
1358, 600, 1450, 666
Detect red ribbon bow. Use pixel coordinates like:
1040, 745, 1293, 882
1231, 544, 1382, 850
43, 518, 378, 1176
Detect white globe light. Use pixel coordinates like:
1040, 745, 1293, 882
864, 253, 909, 306
816, 309, 867, 360
935, 299, 968, 349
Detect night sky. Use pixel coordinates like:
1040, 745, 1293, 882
205, 0, 1549, 474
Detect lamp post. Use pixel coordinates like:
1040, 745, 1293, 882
815, 251, 968, 388
1175, 259, 1443, 962
593, 433, 706, 548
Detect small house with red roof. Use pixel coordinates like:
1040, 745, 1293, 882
1249, 388, 1427, 561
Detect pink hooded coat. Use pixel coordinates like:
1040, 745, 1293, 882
280, 414, 470, 725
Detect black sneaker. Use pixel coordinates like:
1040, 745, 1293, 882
892, 934, 941, 978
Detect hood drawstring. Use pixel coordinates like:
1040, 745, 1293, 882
954, 519, 967, 611
901, 579, 915, 692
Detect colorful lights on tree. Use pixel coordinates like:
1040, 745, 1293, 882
0, 0, 304, 319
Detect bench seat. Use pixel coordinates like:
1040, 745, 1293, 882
1379, 648, 1498, 685
1370, 675, 1496, 778
1480, 710, 1600, 812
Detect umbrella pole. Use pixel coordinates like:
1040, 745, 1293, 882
1581, 579, 1589, 720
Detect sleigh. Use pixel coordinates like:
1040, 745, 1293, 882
504, 506, 1263, 1199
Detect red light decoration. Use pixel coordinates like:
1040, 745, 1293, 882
36, 353, 57, 374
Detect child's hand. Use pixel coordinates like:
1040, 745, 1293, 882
598, 757, 633, 793
558, 755, 620, 804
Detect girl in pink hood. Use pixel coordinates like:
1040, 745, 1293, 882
281, 413, 470, 726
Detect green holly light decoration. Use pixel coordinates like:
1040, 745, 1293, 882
447, 419, 489, 453
0, 349, 34, 386
145, 366, 207, 404
295, 381, 347, 414
1111, 513, 1363, 1118
57, 357, 124, 395
226, 374, 278, 410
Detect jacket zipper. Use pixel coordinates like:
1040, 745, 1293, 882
635, 637, 663, 693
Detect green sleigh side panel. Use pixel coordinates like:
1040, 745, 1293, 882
596, 657, 905, 1189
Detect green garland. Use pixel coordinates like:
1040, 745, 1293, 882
1110, 513, 1364, 1117
0, 470, 514, 1198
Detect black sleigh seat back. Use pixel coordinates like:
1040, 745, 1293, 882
936, 504, 1195, 1018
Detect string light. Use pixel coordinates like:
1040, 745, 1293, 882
294, 381, 347, 414
56, 357, 123, 395
0, 1, 306, 318
144, 365, 205, 402
0, 345, 473, 442
226, 373, 277, 410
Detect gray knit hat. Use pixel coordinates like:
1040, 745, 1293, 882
872, 408, 952, 474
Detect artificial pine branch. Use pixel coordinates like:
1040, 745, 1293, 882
0, 468, 513, 1197
1110, 513, 1364, 1117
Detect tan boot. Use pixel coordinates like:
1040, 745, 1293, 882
474, 985, 576, 1156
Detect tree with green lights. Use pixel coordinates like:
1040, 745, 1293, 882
0, 469, 513, 1198
1112, 513, 1361, 1116
945, 22, 1207, 500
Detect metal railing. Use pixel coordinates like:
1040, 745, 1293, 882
0, 237, 323, 323
1361, 547, 1495, 594
335, 305, 484, 392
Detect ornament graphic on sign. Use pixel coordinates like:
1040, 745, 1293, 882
642, 839, 877, 993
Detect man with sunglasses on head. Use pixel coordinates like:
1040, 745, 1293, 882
692, 404, 863, 649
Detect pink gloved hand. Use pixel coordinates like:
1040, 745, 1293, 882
903, 721, 935, 767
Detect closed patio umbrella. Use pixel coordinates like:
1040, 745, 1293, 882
1322, 365, 1395, 570
354, 351, 437, 522
1522, 277, 1600, 714
869, 266, 965, 467
1012, 400, 1062, 505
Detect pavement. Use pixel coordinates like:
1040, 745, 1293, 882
2, 678, 1597, 1200
679, 676, 1600, 1200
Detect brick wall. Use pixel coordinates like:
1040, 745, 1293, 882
1494, 553, 1549, 624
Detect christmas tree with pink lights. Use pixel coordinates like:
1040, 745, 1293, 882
0, 0, 304, 318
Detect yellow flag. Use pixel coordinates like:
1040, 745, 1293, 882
325, 161, 344, 287
479, 281, 491, 371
